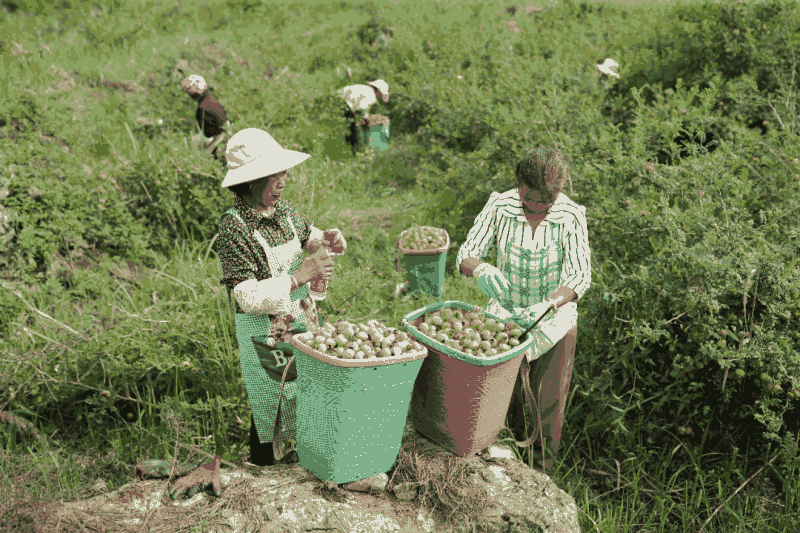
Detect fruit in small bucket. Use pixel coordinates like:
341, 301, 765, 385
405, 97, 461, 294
415, 307, 524, 358
400, 226, 448, 252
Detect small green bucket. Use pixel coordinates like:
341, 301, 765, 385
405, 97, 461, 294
398, 227, 450, 298
288, 331, 428, 484
357, 117, 390, 152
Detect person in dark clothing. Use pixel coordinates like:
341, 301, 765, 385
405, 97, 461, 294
182, 75, 230, 163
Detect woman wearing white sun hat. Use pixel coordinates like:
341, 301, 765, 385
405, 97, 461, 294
216, 128, 348, 467
338, 79, 389, 150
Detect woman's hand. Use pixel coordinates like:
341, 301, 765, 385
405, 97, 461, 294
509, 301, 556, 330
474, 263, 510, 300
323, 228, 347, 255
296, 248, 336, 283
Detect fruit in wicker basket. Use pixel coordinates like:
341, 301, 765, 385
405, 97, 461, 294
413, 307, 525, 358
402, 226, 448, 251
303, 319, 424, 359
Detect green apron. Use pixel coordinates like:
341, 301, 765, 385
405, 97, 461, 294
486, 218, 577, 361
227, 208, 317, 444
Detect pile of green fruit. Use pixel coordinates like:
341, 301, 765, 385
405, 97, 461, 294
400, 226, 448, 252
297, 319, 426, 360
413, 307, 525, 358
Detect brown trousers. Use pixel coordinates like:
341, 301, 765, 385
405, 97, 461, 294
506, 325, 577, 455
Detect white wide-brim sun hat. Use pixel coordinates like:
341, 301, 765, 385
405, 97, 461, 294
597, 58, 620, 78
367, 79, 389, 97
221, 128, 311, 189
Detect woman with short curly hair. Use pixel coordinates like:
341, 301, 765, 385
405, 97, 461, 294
456, 147, 592, 471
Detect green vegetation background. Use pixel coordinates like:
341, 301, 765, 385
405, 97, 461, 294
0, 0, 799, 531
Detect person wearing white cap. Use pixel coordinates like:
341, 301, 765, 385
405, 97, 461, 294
216, 128, 347, 467
596, 58, 620, 88
337, 79, 389, 150
182, 74, 230, 161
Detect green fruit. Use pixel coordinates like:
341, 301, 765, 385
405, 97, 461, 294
508, 338, 520, 347
735, 369, 745, 378
442, 308, 454, 320
479, 340, 492, 351
498, 343, 511, 353
431, 316, 444, 326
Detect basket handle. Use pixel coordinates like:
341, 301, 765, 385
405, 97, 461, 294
272, 354, 299, 465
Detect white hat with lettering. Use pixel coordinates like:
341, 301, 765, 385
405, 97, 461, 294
221, 128, 310, 188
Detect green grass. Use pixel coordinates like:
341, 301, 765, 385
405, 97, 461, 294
1, 0, 799, 531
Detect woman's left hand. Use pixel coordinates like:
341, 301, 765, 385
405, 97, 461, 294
324, 228, 347, 255
509, 301, 556, 329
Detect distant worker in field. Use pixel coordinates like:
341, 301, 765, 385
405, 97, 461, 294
182, 75, 230, 163
596, 58, 620, 88
338, 79, 389, 151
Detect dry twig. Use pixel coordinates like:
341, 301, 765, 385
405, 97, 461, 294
697, 452, 781, 533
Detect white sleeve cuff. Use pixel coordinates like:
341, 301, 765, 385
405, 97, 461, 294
233, 276, 292, 315
472, 263, 489, 278
309, 225, 325, 242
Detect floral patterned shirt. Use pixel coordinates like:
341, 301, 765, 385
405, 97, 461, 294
218, 195, 318, 314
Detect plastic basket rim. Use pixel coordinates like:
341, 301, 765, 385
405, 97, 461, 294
401, 300, 536, 366
289, 330, 428, 367
397, 226, 450, 255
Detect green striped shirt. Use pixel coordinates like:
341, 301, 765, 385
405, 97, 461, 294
217, 195, 316, 314
455, 189, 592, 302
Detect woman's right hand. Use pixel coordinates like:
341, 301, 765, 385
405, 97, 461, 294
297, 249, 335, 282
474, 263, 510, 300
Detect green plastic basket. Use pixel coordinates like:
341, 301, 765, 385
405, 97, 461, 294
401, 300, 537, 456
288, 330, 428, 484
357, 120, 390, 152
398, 227, 450, 299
